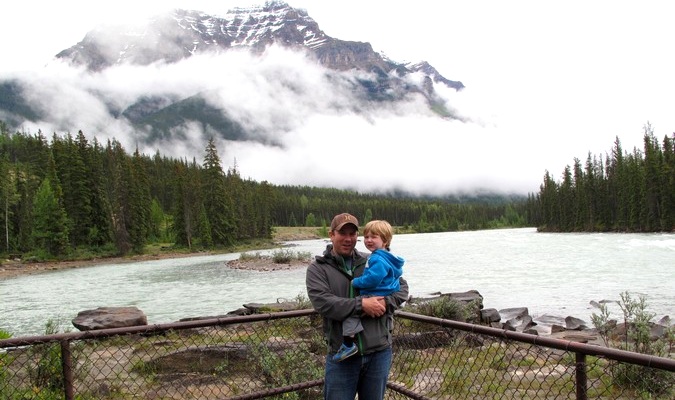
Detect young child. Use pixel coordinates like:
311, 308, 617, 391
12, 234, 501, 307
333, 219, 405, 362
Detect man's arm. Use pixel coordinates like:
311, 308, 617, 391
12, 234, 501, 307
361, 277, 409, 317
387, 276, 409, 310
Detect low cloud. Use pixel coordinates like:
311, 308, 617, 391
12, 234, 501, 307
8, 45, 599, 196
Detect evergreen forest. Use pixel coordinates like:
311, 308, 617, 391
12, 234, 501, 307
0, 121, 672, 262
527, 124, 674, 232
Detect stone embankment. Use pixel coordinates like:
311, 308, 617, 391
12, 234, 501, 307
69, 288, 671, 348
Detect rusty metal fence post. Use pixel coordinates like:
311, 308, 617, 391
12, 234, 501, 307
576, 351, 587, 400
60, 339, 74, 400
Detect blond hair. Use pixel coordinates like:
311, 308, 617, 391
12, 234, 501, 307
363, 220, 394, 250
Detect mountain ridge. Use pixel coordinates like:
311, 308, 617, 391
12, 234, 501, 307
1, 1, 465, 145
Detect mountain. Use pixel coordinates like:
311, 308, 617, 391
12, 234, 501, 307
1, 1, 464, 144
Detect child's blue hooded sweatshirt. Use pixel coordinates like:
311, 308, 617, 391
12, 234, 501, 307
351, 248, 404, 296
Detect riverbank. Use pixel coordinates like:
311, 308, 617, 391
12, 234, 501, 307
0, 227, 322, 281
0, 252, 209, 280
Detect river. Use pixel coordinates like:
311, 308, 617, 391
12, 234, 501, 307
1, 228, 673, 337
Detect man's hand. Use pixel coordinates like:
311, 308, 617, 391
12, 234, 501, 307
361, 296, 386, 317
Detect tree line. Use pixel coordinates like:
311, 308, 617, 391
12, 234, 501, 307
0, 122, 529, 260
3, 121, 668, 261
526, 124, 675, 232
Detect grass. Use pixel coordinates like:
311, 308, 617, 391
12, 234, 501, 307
271, 226, 323, 241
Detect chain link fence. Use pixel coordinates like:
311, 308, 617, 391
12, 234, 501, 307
389, 311, 673, 400
1, 309, 673, 399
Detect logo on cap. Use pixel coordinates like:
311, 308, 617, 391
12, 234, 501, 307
330, 213, 359, 231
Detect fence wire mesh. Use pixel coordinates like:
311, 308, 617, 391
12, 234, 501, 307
389, 312, 673, 399
1, 309, 673, 399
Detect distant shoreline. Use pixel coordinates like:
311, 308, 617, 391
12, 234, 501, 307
0, 227, 322, 281
0, 251, 212, 281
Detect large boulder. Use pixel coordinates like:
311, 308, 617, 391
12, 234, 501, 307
499, 307, 539, 333
480, 308, 501, 326
72, 306, 147, 331
565, 316, 588, 330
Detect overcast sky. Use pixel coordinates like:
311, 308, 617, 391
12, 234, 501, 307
2, 0, 673, 196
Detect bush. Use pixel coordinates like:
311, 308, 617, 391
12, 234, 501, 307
406, 296, 478, 323
271, 249, 311, 264
27, 320, 64, 391
591, 291, 674, 397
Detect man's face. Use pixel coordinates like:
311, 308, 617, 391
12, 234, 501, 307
329, 225, 358, 257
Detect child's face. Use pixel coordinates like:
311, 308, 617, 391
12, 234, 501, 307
364, 232, 385, 252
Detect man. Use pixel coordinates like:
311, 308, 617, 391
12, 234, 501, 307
306, 213, 409, 400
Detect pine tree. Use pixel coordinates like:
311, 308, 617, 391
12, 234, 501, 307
0, 155, 20, 253
31, 178, 69, 256
51, 132, 94, 247
607, 137, 627, 229
172, 160, 191, 248
84, 137, 112, 247
202, 138, 235, 246
172, 158, 204, 248
660, 134, 675, 230
539, 171, 559, 230
104, 139, 132, 255
129, 149, 152, 252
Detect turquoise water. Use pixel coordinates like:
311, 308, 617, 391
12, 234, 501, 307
1, 228, 673, 337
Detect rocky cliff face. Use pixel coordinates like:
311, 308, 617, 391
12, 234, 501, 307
56, 1, 463, 91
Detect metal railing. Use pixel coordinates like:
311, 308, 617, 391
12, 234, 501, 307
390, 311, 674, 399
1, 309, 673, 399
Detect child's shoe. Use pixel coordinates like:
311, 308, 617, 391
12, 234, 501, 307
333, 343, 358, 362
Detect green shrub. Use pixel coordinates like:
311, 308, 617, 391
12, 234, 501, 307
591, 291, 674, 397
407, 296, 478, 323
27, 320, 64, 391
271, 249, 310, 264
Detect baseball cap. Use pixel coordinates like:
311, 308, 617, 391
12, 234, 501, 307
330, 213, 359, 231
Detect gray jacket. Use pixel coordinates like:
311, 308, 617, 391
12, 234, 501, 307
305, 244, 409, 355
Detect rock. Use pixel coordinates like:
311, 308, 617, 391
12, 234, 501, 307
560, 332, 597, 343
499, 307, 529, 331
657, 315, 671, 325
499, 307, 529, 322
504, 314, 537, 332
534, 314, 566, 327
521, 315, 537, 331
72, 306, 147, 331
532, 314, 567, 335
243, 301, 299, 313
480, 308, 500, 324
411, 290, 484, 309
442, 290, 484, 308
650, 323, 669, 340
565, 316, 588, 330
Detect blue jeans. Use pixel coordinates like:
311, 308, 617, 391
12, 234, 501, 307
323, 347, 392, 400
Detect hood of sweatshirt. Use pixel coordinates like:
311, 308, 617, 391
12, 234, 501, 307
371, 248, 404, 274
